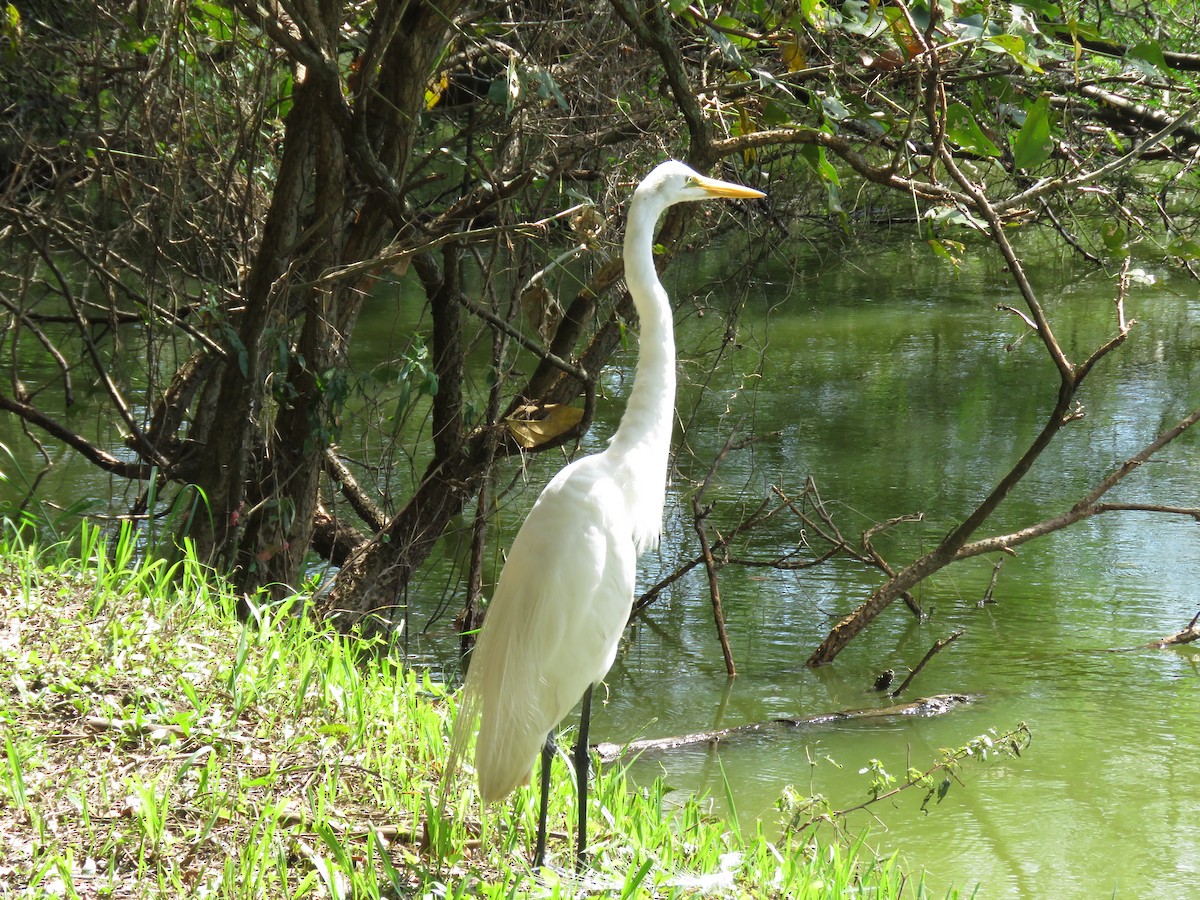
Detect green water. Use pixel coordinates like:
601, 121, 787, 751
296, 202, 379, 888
3, 235, 1197, 897
583, 241, 1200, 897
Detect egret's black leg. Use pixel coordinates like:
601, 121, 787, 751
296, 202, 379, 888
533, 731, 554, 868
573, 684, 594, 871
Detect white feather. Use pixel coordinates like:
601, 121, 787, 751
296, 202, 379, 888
443, 160, 764, 822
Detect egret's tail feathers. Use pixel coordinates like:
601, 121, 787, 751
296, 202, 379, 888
475, 717, 543, 803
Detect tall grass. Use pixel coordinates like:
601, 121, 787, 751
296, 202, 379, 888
0, 522, 955, 898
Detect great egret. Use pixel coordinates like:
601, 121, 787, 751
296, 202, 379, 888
447, 160, 765, 869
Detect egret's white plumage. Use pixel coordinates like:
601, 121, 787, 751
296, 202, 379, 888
446, 160, 764, 856
468, 458, 636, 800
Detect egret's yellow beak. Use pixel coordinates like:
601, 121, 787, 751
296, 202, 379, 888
695, 174, 766, 200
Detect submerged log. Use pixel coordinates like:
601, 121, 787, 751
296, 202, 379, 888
593, 693, 977, 763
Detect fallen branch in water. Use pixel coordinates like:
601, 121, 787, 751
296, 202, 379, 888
891, 629, 965, 698
1146, 609, 1200, 649
978, 557, 1005, 606
593, 694, 977, 763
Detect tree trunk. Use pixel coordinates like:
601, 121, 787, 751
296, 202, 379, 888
186, 76, 318, 580
315, 247, 477, 631
184, 0, 464, 598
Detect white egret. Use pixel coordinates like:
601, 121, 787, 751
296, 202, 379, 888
447, 160, 765, 869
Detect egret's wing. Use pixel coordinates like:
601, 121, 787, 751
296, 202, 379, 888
450, 458, 636, 803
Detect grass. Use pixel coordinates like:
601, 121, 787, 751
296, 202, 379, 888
0, 521, 953, 898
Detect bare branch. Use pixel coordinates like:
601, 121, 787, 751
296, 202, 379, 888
954, 404, 1200, 560
939, 143, 1074, 381
0, 393, 153, 479
323, 448, 388, 534
891, 630, 964, 698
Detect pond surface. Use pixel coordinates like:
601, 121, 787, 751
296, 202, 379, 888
3, 233, 1197, 897
577, 238, 1200, 898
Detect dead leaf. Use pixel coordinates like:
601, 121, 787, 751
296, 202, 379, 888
505, 403, 584, 449
862, 48, 907, 71
571, 205, 605, 244
520, 285, 564, 342
424, 70, 449, 110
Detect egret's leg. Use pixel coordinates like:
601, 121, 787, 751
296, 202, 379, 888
533, 732, 554, 868
573, 684, 594, 871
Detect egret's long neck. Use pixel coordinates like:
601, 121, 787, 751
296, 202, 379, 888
608, 195, 676, 552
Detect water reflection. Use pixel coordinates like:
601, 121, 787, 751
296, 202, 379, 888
588, 241, 1199, 897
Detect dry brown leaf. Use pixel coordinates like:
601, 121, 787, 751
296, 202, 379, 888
505, 403, 584, 449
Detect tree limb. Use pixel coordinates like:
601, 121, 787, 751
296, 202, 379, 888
0, 393, 153, 479
891, 630, 964, 698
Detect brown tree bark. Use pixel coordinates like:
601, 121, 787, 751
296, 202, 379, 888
184, 0, 464, 596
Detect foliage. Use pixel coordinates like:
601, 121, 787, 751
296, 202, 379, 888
0, 0, 1197, 658
0, 523, 959, 897
777, 725, 1033, 839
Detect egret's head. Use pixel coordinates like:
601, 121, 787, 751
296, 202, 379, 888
636, 160, 766, 209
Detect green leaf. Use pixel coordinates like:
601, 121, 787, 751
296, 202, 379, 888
1127, 40, 1172, 73
984, 34, 1044, 73
1168, 236, 1200, 260
825, 180, 844, 215
713, 14, 756, 48
1011, 95, 1053, 170
928, 238, 966, 266
120, 35, 160, 54
801, 0, 832, 30
821, 95, 850, 122
946, 102, 1001, 157
762, 100, 792, 127
1063, 17, 1101, 41
800, 143, 839, 186
1100, 221, 1128, 256
529, 66, 567, 109
800, 141, 843, 217
927, 205, 987, 232
1016, 0, 1060, 13
192, 0, 234, 41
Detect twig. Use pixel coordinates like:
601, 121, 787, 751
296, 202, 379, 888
939, 142, 1074, 381
29, 238, 169, 469
456, 288, 591, 388
997, 99, 1200, 216
862, 514, 926, 618
1040, 199, 1102, 264
1115, 258, 1131, 334
317, 204, 590, 287
0, 392, 152, 479
793, 723, 1032, 835
520, 242, 589, 296
82, 715, 251, 746
691, 433, 759, 676
323, 448, 388, 534
693, 500, 735, 676
0, 294, 75, 406
978, 557, 1004, 606
996, 304, 1037, 332
891, 629, 964, 697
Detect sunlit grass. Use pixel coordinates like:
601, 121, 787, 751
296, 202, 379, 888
0, 521, 957, 897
